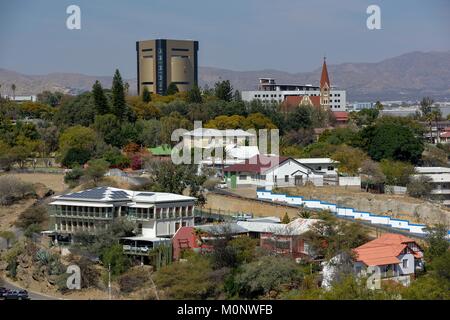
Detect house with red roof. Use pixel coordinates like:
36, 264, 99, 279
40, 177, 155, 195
223, 155, 324, 189
322, 233, 424, 288
354, 233, 424, 285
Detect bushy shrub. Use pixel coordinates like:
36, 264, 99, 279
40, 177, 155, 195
0, 176, 35, 205
118, 268, 151, 294
15, 204, 48, 230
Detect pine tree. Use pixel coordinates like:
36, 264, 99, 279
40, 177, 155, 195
282, 212, 291, 224
166, 82, 179, 95
142, 86, 152, 103
92, 80, 109, 115
233, 89, 242, 102
187, 84, 202, 103
214, 80, 233, 102
111, 69, 126, 120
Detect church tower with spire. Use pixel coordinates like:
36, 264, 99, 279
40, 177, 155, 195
320, 57, 331, 109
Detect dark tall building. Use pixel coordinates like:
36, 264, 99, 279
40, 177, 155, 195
136, 39, 199, 95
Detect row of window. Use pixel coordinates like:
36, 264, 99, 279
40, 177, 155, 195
51, 205, 194, 220
56, 220, 107, 232
128, 206, 194, 220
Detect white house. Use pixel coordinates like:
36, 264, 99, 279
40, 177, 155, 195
323, 233, 424, 288
414, 167, 450, 206
48, 187, 196, 249
223, 155, 324, 188
182, 128, 255, 149
296, 158, 339, 176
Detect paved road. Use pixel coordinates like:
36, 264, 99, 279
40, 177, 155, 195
0, 278, 61, 300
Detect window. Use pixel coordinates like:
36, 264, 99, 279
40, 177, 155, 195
402, 259, 408, 268
317, 166, 322, 170
284, 175, 289, 182
239, 175, 247, 180
328, 166, 334, 171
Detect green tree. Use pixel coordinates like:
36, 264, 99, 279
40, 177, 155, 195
92, 80, 110, 115
231, 255, 303, 299
359, 122, 423, 163
64, 166, 84, 187
166, 82, 179, 95
61, 147, 92, 167
282, 212, 291, 224
111, 69, 126, 120
11, 84, 16, 99
154, 254, 218, 299
420, 97, 434, 116
187, 84, 202, 103
214, 80, 233, 102
425, 224, 449, 263
406, 175, 433, 198
101, 244, 130, 277
287, 105, 313, 130
142, 86, 152, 103
380, 159, 414, 186
93, 114, 122, 147
15, 205, 48, 230
84, 159, 110, 183
331, 145, 368, 176
53, 92, 96, 127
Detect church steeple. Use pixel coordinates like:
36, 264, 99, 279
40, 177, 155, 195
320, 57, 330, 109
320, 56, 330, 89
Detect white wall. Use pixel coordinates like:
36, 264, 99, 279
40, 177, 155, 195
257, 190, 430, 235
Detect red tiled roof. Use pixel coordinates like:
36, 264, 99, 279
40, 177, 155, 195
333, 111, 349, 121
223, 155, 289, 173
353, 233, 420, 267
282, 95, 321, 110
320, 58, 330, 88
440, 131, 450, 138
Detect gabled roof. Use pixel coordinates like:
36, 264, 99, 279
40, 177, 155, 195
223, 155, 290, 173
281, 95, 321, 112
354, 233, 421, 267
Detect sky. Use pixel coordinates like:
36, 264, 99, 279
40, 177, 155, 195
0, 0, 449, 78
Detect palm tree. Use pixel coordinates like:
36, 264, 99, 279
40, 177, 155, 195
431, 109, 442, 144
425, 113, 434, 143
11, 83, 16, 100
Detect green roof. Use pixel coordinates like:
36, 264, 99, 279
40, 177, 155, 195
149, 145, 172, 156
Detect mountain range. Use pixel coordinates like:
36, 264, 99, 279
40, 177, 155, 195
1, 51, 449, 102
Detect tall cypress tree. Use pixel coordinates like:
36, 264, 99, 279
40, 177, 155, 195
142, 86, 152, 103
111, 69, 126, 120
166, 82, 179, 95
187, 84, 202, 103
92, 80, 109, 115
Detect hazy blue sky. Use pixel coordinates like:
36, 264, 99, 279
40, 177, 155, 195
0, 0, 449, 78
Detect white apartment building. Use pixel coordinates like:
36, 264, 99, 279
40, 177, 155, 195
48, 187, 196, 241
241, 78, 347, 111
182, 128, 255, 149
414, 167, 450, 206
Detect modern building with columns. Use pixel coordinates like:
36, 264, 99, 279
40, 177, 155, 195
48, 187, 196, 242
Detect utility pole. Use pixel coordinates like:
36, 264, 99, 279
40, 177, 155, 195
108, 263, 112, 300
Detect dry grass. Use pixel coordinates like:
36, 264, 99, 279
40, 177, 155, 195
3, 173, 67, 193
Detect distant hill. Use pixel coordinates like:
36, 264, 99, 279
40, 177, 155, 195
1, 51, 449, 101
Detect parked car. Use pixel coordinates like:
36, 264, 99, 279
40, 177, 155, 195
3, 289, 29, 300
0, 287, 8, 298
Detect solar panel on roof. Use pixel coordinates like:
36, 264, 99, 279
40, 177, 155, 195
136, 192, 154, 196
